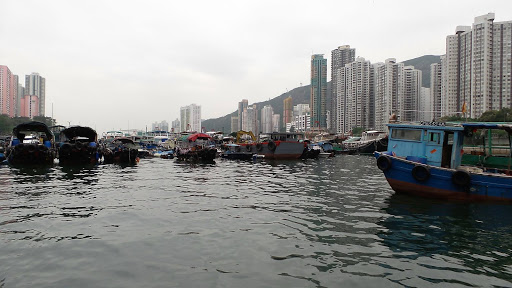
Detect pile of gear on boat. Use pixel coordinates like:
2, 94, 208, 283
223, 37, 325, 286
0, 121, 389, 166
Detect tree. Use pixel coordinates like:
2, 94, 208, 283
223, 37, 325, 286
352, 127, 364, 136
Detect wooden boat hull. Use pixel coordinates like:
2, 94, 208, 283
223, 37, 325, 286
375, 152, 512, 203
58, 142, 99, 165
7, 144, 55, 166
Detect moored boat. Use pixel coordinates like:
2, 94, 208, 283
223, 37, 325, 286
6, 121, 56, 166
58, 126, 100, 165
220, 144, 254, 160
254, 132, 306, 160
175, 133, 216, 162
102, 137, 139, 164
375, 122, 512, 202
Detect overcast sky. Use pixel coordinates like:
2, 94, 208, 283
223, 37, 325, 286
1, 0, 512, 134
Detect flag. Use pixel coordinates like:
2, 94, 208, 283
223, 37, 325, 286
461, 102, 467, 113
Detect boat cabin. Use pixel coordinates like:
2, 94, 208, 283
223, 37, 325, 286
266, 132, 305, 142
387, 123, 465, 169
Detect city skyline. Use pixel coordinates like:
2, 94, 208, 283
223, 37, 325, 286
1, 1, 512, 134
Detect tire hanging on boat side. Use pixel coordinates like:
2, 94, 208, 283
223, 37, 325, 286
376, 155, 392, 171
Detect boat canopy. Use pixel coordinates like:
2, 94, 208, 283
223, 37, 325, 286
462, 123, 512, 133
13, 121, 54, 141
113, 137, 135, 144
188, 133, 211, 141
60, 126, 97, 142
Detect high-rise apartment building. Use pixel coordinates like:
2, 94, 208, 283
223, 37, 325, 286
401, 66, 422, 122
374, 59, 403, 131
310, 54, 327, 130
419, 87, 432, 121
443, 13, 512, 118
272, 114, 280, 132
430, 62, 442, 120
152, 120, 169, 131
230, 116, 239, 133
242, 105, 258, 134
0, 65, 17, 117
336, 57, 372, 134
261, 105, 274, 134
238, 99, 248, 132
283, 96, 292, 128
331, 45, 356, 133
25, 72, 45, 116
171, 118, 180, 133
180, 104, 201, 132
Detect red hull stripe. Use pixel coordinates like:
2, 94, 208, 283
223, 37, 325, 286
387, 178, 512, 203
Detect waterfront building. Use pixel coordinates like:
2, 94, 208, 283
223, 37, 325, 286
152, 120, 169, 132
419, 87, 432, 121
430, 62, 442, 120
272, 114, 280, 132
293, 104, 310, 118
242, 105, 258, 135
336, 57, 373, 135
180, 104, 201, 132
442, 13, 512, 118
293, 113, 311, 132
331, 45, 356, 133
25, 72, 45, 116
401, 66, 422, 122
261, 105, 274, 134
19, 95, 39, 119
283, 96, 292, 129
374, 59, 403, 130
0, 65, 17, 117
230, 116, 239, 133
171, 118, 180, 133
238, 99, 248, 133
310, 54, 327, 130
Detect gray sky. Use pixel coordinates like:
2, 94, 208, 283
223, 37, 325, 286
1, 0, 512, 134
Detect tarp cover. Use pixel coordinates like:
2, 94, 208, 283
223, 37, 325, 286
60, 126, 97, 142
187, 133, 211, 141
13, 121, 54, 141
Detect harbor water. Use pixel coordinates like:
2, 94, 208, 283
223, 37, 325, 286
1, 155, 511, 287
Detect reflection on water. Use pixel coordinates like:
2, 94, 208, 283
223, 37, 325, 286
0, 156, 511, 287
378, 194, 512, 286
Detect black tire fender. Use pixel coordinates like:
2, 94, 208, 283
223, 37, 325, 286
452, 170, 471, 187
376, 155, 392, 171
268, 141, 276, 151
412, 165, 430, 182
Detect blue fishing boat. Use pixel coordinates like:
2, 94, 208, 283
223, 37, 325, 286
375, 122, 512, 202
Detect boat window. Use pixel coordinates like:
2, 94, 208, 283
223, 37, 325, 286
391, 129, 422, 141
429, 132, 441, 144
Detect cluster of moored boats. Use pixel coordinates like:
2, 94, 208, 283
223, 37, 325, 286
2, 120, 512, 203
0, 121, 389, 166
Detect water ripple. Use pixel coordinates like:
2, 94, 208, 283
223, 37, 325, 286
0, 156, 511, 287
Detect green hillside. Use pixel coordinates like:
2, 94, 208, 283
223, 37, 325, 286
202, 55, 441, 131
403, 55, 441, 87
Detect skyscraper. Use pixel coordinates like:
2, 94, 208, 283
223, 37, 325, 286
430, 62, 442, 120
180, 104, 201, 132
331, 45, 355, 133
310, 54, 327, 130
401, 66, 422, 122
238, 99, 248, 132
336, 57, 372, 134
283, 96, 292, 128
0, 65, 17, 117
374, 59, 403, 131
261, 105, 274, 134
443, 13, 512, 118
25, 72, 45, 116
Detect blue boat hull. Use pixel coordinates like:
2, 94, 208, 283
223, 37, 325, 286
375, 152, 512, 202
